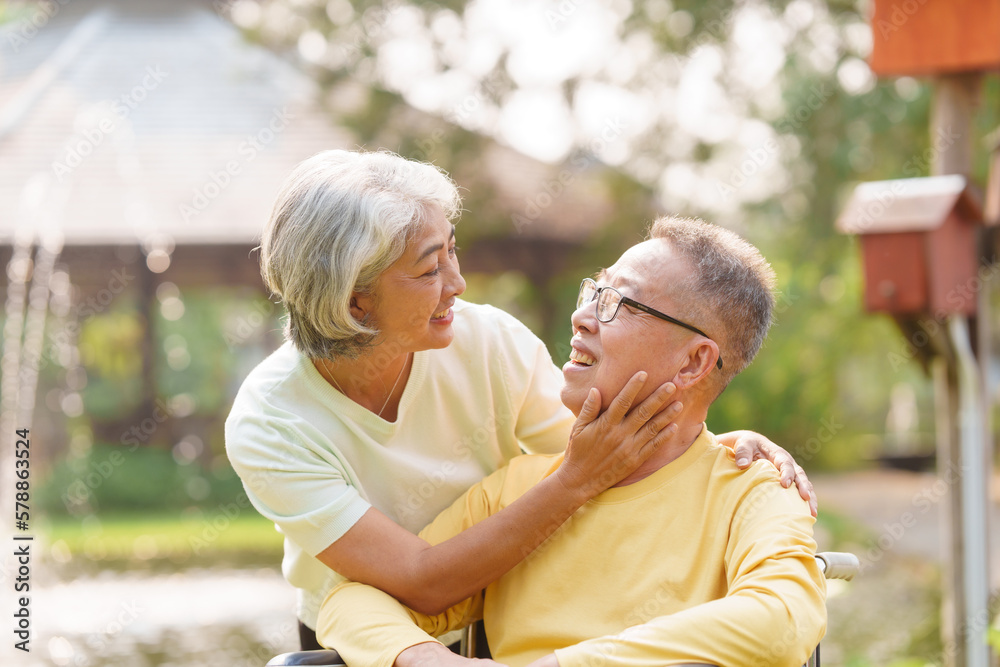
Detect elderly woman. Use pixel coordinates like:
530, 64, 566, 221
225, 149, 813, 651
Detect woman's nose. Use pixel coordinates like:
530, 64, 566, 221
446, 257, 466, 297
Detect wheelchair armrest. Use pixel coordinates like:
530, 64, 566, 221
267, 650, 346, 666
264, 650, 712, 667
816, 551, 860, 581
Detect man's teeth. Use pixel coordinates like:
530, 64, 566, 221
570, 349, 596, 366
432, 308, 450, 319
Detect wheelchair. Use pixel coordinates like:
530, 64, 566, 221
267, 552, 860, 667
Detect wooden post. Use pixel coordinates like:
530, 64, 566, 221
985, 136, 1000, 603
932, 354, 963, 665
137, 255, 157, 431
865, 2, 998, 660
931, 73, 981, 178
931, 72, 969, 667
930, 72, 992, 667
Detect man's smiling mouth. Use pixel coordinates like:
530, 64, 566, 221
569, 349, 595, 366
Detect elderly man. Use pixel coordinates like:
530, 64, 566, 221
316, 216, 826, 667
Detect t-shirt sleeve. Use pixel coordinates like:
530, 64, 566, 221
315, 461, 530, 667
495, 310, 575, 456
225, 407, 372, 557
318, 581, 481, 667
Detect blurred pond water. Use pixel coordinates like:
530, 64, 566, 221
22, 567, 298, 667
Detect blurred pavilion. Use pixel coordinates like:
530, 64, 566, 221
0, 0, 654, 460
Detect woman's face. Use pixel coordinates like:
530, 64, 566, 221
355, 204, 466, 355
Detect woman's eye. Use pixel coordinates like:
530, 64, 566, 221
423, 246, 458, 276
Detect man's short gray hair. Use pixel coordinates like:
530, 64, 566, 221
648, 216, 776, 393
260, 149, 461, 359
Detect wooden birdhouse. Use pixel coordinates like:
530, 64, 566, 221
869, 0, 1000, 76
836, 175, 985, 315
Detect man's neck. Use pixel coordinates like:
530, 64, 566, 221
612, 410, 708, 487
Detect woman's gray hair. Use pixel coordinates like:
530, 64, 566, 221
648, 216, 776, 394
260, 149, 461, 359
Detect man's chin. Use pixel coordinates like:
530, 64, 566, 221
559, 387, 586, 418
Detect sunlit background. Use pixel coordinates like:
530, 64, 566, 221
0, 0, 998, 665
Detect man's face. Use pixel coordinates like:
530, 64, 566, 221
560, 239, 698, 415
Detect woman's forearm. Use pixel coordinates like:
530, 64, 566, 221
318, 376, 681, 614
400, 468, 592, 613
315, 468, 589, 615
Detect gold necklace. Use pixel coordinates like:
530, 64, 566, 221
322, 355, 410, 419
324, 364, 347, 395
376, 353, 410, 418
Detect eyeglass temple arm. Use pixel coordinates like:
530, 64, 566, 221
625, 299, 724, 370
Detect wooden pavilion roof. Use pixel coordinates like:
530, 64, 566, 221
0, 0, 622, 253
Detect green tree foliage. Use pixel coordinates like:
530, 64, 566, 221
36, 442, 246, 517
231, 0, 999, 468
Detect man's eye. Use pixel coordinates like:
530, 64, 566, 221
424, 267, 441, 277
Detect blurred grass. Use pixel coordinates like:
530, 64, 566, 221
814, 506, 871, 549
39, 511, 284, 570
809, 507, 949, 666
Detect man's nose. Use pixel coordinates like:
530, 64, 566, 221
570, 296, 598, 334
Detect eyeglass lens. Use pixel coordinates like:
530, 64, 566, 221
577, 280, 594, 310
597, 290, 619, 322
578, 279, 621, 323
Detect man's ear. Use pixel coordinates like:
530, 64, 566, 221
673, 340, 720, 389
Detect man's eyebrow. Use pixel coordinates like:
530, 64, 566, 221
414, 225, 456, 265
617, 275, 638, 291
594, 269, 637, 292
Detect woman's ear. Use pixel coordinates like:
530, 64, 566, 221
350, 292, 371, 322
673, 340, 719, 389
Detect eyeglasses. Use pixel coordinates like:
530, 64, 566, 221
577, 278, 723, 370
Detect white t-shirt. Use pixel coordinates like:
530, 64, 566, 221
225, 299, 574, 628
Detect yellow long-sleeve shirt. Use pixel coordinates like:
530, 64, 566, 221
317, 427, 826, 667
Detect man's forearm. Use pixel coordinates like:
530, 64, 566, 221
553, 587, 825, 667
398, 643, 510, 667
316, 581, 464, 667
395, 642, 456, 667
524, 654, 559, 667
